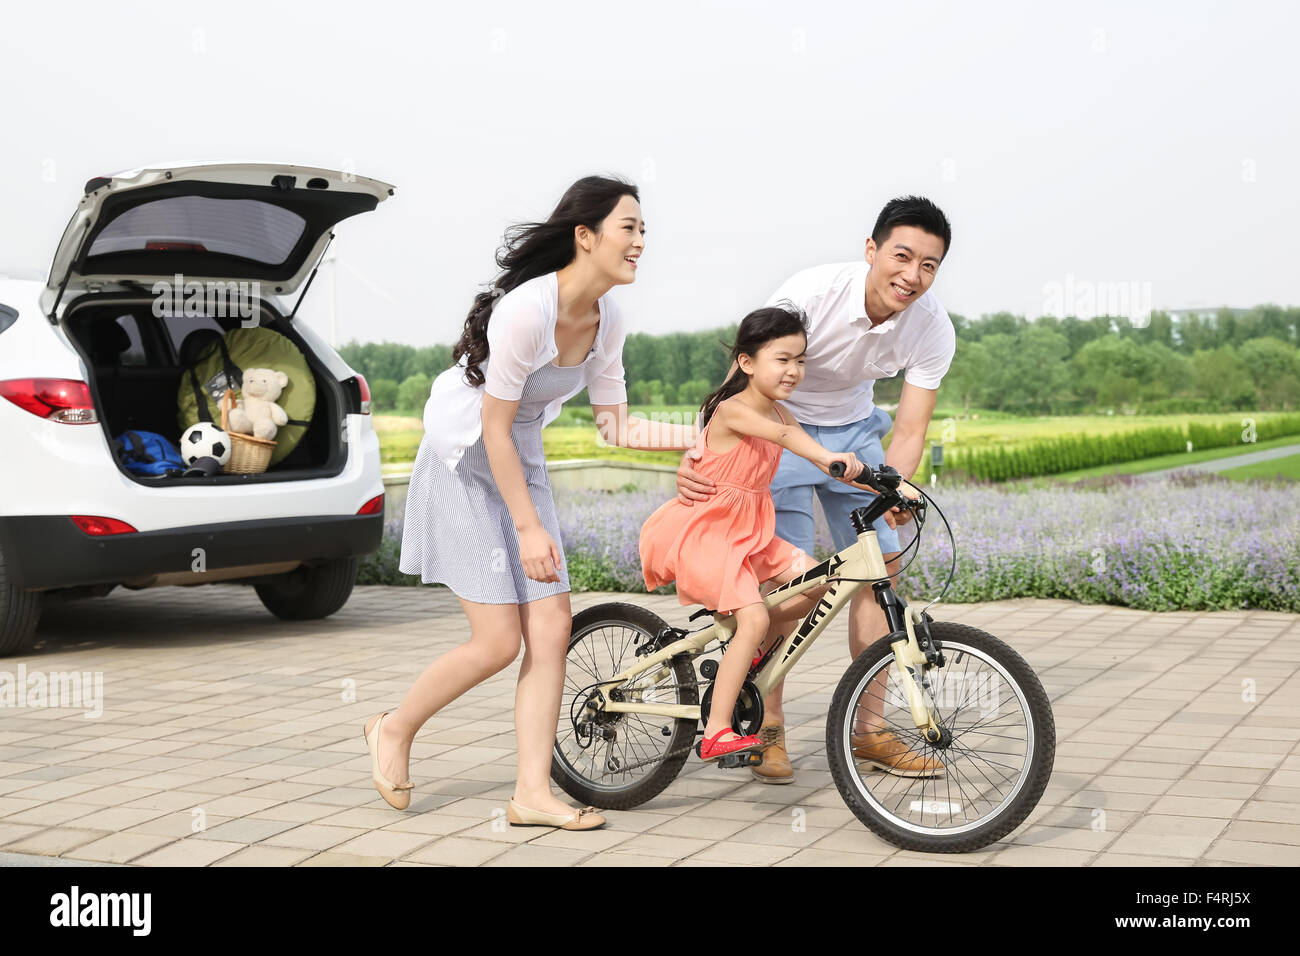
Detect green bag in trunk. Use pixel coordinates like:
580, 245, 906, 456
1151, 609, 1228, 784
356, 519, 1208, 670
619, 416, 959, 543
176, 327, 316, 468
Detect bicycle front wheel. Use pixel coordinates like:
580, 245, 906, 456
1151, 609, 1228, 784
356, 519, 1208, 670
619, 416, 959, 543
551, 602, 699, 810
826, 620, 1055, 853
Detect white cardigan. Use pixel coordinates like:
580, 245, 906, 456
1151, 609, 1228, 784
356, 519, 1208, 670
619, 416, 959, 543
421, 272, 628, 472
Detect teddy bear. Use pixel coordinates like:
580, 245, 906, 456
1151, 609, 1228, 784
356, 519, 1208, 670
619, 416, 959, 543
227, 367, 290, 441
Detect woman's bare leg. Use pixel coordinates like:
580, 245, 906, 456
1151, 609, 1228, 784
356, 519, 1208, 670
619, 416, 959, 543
512, 592, 583, 815
375, 597, 522, 791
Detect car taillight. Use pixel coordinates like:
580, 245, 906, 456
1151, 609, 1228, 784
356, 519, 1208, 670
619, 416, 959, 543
0, 378, 98, 423
355, 373, 371, 414
69, 515, 137, 535
357, 494, 384, 515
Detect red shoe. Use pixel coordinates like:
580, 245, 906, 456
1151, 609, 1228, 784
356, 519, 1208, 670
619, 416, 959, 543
698, 727, 762, 761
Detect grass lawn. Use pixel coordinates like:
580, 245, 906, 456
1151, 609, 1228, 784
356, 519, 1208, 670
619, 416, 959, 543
373, 406, 1299, 475
1217, 453, 1300, 481
920, 410, 1293, 447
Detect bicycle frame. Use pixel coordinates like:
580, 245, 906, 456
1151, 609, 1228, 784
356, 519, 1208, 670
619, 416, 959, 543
581, 524, 943, 740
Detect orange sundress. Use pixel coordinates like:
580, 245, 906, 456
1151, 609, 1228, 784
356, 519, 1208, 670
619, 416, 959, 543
639, 402, 806, 614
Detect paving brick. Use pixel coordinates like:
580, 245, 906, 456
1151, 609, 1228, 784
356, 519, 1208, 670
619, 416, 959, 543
1146, 795, 1246, 818
1089, 852, 1194, 866
2, 827, 111, 857
258, 824, 369, 851
404, 837, 509, 866
1202, 839, 1300, 866
131, 837, 245, 867
1236, 801, 1300, 825
70, 832, 177, 864
1219, 820, 1300, 846
609, 833, 713, 860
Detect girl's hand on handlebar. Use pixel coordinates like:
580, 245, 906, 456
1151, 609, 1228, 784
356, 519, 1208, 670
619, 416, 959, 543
824, 452, 865, 484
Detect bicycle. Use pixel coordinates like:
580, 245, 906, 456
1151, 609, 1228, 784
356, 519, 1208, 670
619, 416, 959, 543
550, 461, 1055, 853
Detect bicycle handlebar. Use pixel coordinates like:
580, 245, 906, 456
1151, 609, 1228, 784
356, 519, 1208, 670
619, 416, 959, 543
829, 460, 923, 508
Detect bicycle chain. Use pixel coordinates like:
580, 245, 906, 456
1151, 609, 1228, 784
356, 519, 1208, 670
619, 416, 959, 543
597, 742, 698, 776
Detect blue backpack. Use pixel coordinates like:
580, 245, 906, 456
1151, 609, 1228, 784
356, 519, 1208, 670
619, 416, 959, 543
112, 430, 187, 477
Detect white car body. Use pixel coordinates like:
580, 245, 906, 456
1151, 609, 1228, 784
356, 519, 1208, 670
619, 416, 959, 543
0, 161, 396, 653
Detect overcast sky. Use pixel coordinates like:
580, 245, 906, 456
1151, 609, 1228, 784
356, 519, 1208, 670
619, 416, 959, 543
2, 0, 1295, 348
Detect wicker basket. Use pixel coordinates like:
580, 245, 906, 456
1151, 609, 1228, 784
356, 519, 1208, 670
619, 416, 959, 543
220, 388, 276, 474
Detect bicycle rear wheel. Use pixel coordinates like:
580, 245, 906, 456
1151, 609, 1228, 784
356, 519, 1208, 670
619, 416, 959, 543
826, 621, 1055, 852
551, 602, 700, 810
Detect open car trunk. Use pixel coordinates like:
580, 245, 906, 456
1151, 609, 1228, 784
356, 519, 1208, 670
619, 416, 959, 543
62, 292, 347, 485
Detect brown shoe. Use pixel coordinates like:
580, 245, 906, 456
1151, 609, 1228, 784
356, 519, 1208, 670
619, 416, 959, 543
851, 730, 945, 778
750, 722, 795, 785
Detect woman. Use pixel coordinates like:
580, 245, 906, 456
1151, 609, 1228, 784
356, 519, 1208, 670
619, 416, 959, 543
369, 176, 697, 830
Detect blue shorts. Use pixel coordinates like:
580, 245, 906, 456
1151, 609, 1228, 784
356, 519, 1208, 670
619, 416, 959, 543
771, 406, 902, 557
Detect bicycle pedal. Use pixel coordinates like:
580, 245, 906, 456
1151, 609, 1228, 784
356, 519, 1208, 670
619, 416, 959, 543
716, 751, 764, 769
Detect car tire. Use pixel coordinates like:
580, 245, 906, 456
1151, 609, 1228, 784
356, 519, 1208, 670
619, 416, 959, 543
0, 545, 42, 657
254, 557, 360, 621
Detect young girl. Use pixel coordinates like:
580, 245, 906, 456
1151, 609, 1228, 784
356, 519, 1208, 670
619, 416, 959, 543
373, 176, 697, 830
639, 306, 865, 761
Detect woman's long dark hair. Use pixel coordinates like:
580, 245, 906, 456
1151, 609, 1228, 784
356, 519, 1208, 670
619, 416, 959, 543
698, 304, 809, 428
451, 175, 640, 387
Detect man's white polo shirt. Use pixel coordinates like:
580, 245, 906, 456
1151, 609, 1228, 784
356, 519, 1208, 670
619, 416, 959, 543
763, 261, 955, 426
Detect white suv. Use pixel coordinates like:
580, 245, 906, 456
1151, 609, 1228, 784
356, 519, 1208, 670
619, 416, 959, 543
0, 161, 393, 656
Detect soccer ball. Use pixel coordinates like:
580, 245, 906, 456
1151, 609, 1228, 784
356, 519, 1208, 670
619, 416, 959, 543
180, 422, 231, 466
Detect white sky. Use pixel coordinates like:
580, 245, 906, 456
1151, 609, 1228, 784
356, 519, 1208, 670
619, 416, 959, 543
2, 0, 1295, 347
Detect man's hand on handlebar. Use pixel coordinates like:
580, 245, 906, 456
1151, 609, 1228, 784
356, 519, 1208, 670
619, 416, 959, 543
888, 478, 924, 528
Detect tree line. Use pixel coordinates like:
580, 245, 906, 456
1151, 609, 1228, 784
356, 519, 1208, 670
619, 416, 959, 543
339, 304, 1300, 416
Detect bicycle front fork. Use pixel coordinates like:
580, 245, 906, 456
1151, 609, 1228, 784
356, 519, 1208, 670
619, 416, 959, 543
874, 582, 947, 744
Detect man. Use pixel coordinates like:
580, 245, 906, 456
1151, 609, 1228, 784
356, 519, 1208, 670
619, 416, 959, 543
675, 195, 955, 784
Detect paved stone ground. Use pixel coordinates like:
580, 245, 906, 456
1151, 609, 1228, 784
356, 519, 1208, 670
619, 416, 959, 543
1, 585, 1297, 867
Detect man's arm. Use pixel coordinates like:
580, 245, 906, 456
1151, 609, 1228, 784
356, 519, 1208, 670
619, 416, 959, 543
880, 382, 937, 526
884, 381, 937, 481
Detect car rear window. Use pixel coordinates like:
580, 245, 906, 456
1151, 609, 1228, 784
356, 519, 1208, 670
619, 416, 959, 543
87, 196, 308, 265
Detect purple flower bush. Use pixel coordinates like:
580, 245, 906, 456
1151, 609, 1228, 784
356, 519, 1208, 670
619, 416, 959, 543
891, 472, 1299, 611
370, 471, 1299, 611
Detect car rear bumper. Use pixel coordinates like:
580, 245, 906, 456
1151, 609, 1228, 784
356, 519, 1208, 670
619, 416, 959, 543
0, 513, 383, 591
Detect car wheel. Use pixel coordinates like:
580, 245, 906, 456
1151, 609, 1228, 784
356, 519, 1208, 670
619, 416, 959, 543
0, 544, 42, 657
253, 557, 360, 621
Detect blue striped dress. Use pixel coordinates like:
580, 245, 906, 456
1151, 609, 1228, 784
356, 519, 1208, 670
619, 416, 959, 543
398, 357, 588, 604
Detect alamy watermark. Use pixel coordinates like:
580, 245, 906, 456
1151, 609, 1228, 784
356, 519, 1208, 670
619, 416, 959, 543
0, 664, 103, 718
1042, 273, 1152, 327
152, 273, 260, 326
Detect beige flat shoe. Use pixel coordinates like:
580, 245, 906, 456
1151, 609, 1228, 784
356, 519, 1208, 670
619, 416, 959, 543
506, 798, 605, 830
364, 712, 414, 810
